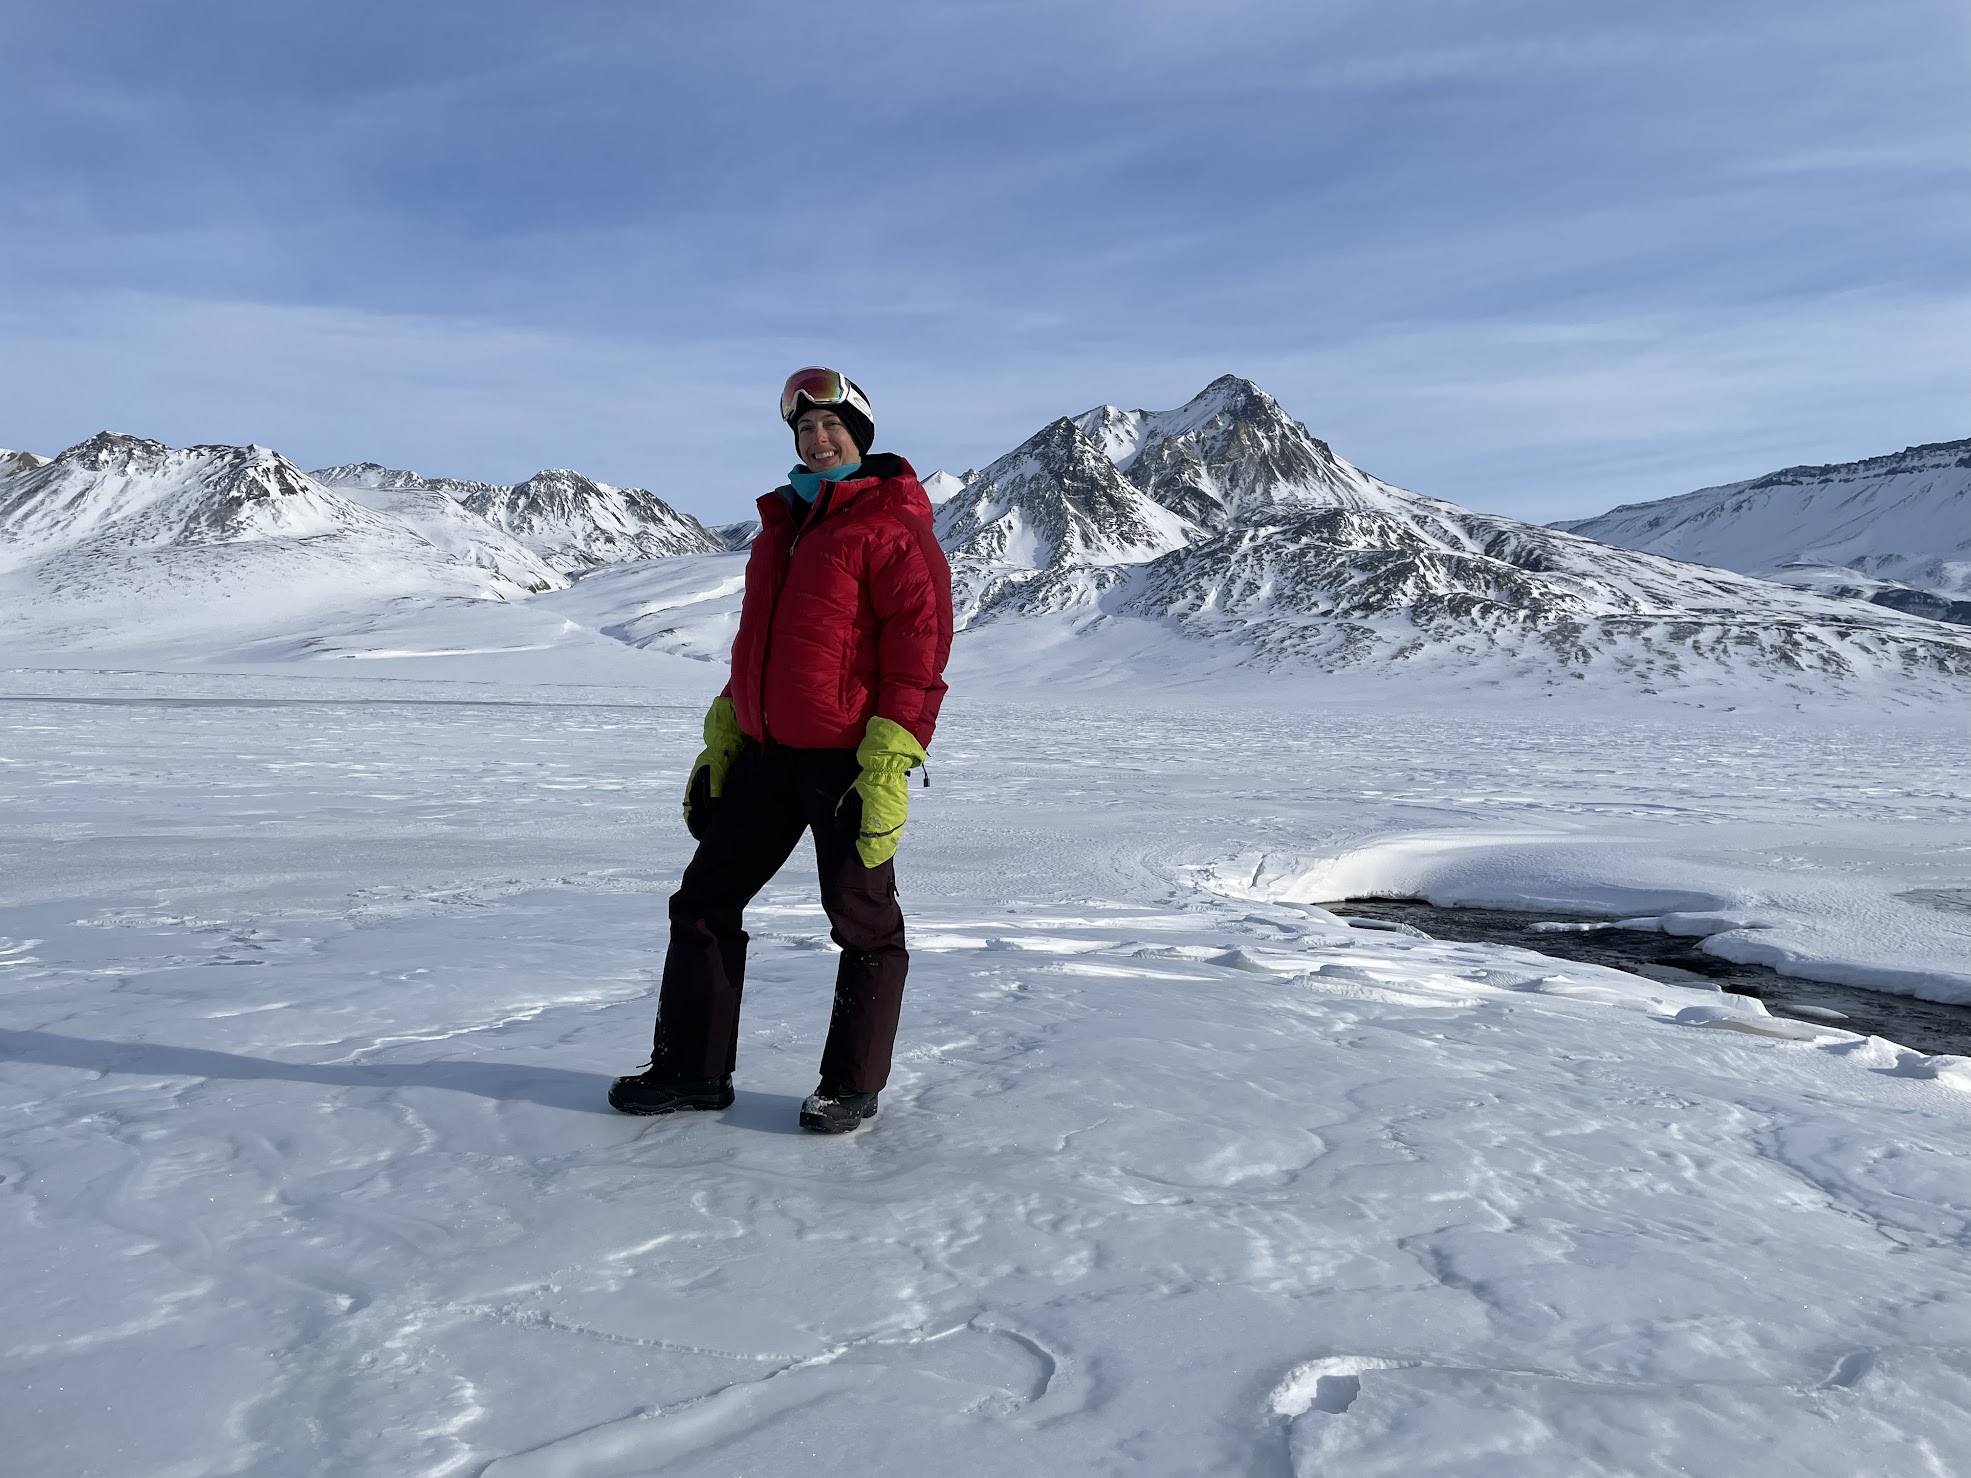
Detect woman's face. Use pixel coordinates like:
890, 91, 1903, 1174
795, 408, 860, 472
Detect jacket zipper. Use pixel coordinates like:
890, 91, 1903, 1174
758, 481, 841, 743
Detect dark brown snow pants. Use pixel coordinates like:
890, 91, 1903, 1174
650, 742, 909, 1095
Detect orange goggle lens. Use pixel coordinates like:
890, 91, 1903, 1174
780, 367, 847, 423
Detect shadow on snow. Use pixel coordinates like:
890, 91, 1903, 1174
0, 1028, 619, 1116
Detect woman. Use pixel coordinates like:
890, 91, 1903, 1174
611, 367, 954, 1133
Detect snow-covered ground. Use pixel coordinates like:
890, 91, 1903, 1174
5, 654, 1971, 1476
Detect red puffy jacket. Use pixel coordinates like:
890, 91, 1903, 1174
725, 453, 953, 750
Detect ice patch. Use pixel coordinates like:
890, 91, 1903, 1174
1271, 1355, 1419, 1417
1669, 1002, 1837, 1041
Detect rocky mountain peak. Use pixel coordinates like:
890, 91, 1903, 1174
187, 444, 322, 505
32, 435, 320, 508
1189, 372, 1278, 418
315, 459, 394, 483
460, 469, 720, 574
920, 470, 966, 505
513, 468, 593, 498
933, 416, 1200, 622
938, 418, 1194, 558
1070, 405, 1150, 467
1084, 377, 1381, 529
0, 433, 414, 575
1015, 416, 1115, 473
311, 462, 507, 501
1065, 378, 1281, 472
55, 431, 175, 476
312, 460, 722, 575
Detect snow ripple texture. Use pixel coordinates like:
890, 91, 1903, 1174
3, 675, 1970, 1476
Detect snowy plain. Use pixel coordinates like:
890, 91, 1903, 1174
6, 605, 1971, 1476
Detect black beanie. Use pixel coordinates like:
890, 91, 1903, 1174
834, 403, 875, 456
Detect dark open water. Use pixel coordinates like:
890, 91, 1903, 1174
1327, 897, 1971, 1059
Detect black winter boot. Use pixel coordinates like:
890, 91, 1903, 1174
608, 1068, 734, 1116
799, 1084, 880, 1134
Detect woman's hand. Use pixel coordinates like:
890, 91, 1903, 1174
682, 695, 744, 840
836, 716, 927, 867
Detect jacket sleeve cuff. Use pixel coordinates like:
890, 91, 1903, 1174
859, 715, 928, 769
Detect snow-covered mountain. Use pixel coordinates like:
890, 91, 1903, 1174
461, 470, 724, 573
933, 378, 1971, 691
707, 519, 761, 551
0, 448, 47, 479
309, 460, 506, 502
0, 434, 559, 649
1553, 440, 1971, 616
313, 463, 721, 575
11, 396, 1971, 700
921, 469, 966, 505
1747, 564, 1971, 628
320, 482, 564, 595
1073, 375, 1394, 528
0, 432, 369, 566
935, 416, 1199, 622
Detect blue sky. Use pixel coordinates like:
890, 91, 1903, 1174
3, 0, 1966, 524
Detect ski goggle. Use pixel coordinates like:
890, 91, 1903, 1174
779, 366, 870, 426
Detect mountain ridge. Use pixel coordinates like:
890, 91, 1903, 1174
0, 447, 48, 479
0, 431, 567, 649
1553, 438, 1971, 611
8, 398, 1971, 700
1, 433, 412, 569
311, 461, 720, 573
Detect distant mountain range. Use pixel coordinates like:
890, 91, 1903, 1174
1554, 440, 1971, 625
311, 462, 722, 572
0, 435, 716, 648
930, 376, 1971, 689
5, 401, 1969, 698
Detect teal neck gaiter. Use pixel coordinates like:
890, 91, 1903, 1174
787, 461, 861, 504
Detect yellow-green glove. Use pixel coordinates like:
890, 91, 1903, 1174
682, 695, 744, 840
837, 716, 927, 867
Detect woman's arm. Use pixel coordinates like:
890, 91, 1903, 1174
868, 511, 954, 748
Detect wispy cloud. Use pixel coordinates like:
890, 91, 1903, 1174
2, 0, 1965, 522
